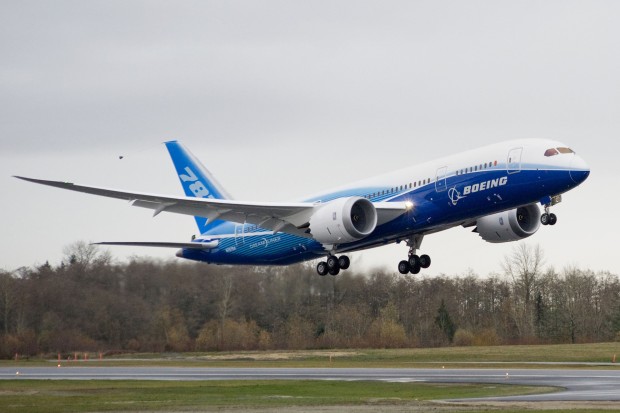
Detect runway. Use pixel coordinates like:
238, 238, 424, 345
2, 366, 619, 401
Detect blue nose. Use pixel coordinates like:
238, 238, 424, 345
569, 169, 590, 184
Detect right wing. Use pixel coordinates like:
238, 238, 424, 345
15, 176, 411, 239
14, 176, 316, 238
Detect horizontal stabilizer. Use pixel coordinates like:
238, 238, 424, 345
93, 241, 219, 249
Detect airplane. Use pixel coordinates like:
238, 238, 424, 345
15, 139, 589, 276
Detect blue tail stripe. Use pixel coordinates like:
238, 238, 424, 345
164, 141, 230, 234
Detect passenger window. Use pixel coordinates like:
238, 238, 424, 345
545, 148, 559, 157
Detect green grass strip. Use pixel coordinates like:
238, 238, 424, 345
0, 380, 554, 412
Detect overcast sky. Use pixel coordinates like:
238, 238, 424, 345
1, 1, 618, 276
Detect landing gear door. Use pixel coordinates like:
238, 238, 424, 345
435, 166, 447, 192
507, 147, 523, 174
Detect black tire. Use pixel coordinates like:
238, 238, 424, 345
338, 255, 350, 270
317, 262, 328, 276
410, 264, 421, 275
328, 267, 340, 276
541, 213, 549, 226
408, 255, 420, 268
326, 256, 340, 270
398, 260, 410, 274
549, 213, 557, 225
419, 254, 431, 269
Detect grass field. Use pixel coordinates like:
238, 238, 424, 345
4, 342, 618, 368
0, 379, 556, 413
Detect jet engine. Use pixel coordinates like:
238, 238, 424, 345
476, 204, 541, 243
309, 196, 377, 244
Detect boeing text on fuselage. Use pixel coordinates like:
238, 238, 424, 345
463, 176, 508, 196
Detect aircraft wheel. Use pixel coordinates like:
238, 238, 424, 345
548, 213, 557, 225
338, 255, 350, 270
410, 264, 421, 275
408, 255, 420, 268
541, 213, 549, 226
398, 260, 410, 274
329, 267, 340, 276
317, 262, 328, 276
326, 255, 340, 271
419, 254, 431, 269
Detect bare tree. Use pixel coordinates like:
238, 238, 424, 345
62, 241, 111, 271
502, 244, 545, 340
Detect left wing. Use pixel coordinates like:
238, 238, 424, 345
15, 176, 410, 238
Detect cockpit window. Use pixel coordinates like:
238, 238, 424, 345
544, 148, 559, 157
557, 147, 574, 154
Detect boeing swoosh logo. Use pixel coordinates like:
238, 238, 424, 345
448, 187, 466, 206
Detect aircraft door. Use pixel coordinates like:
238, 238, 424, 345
435, 166, 447, 192
507, 147, 523, 174
235, 224, 245, 246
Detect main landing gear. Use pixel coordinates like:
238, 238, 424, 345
398, 254, 431, 275
317, 255, 350, 276
398, 235, 431, 275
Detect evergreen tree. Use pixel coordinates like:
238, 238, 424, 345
435, 299, 456, 343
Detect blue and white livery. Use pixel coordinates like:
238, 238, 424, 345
15, 139, 589, 276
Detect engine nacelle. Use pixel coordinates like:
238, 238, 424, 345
309, 197, 377, 244
476, 204, 541, 243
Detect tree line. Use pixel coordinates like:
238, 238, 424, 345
0, 242, 619, 358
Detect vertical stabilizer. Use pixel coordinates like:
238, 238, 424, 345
165, 141, 232, 234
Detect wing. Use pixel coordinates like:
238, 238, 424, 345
14, 176, 410, 238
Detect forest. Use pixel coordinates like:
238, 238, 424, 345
1, 242, 619, 358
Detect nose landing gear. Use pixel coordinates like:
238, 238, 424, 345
540, 210, 557, 226
540, 195, 561, 226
